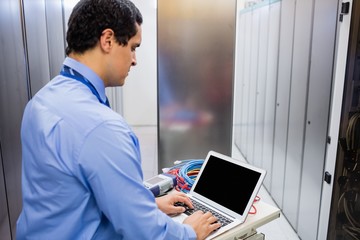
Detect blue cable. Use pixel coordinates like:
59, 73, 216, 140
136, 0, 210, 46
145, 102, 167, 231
177, 159, 204, 192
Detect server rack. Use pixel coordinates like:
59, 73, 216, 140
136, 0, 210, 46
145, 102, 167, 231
329, 1, 360, 239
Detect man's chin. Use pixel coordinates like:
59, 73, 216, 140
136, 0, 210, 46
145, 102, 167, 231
120, 77, 126, 86
116, 77, 126, 87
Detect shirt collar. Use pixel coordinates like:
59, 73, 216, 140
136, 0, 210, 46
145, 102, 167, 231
63, 57, 107, 104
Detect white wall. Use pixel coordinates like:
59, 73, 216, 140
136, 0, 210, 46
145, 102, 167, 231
122, 0, 157, 126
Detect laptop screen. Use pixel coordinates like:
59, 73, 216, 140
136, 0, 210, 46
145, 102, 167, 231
192, 154, 261, 215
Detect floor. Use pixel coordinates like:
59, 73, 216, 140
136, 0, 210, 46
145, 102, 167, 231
133, 126, 301, 240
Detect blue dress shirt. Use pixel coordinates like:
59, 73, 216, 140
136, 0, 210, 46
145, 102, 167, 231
16, 57, 196, 239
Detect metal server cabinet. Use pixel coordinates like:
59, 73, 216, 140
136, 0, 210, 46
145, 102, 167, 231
0, 149, 11, 240
157, 0, 236, 170
328, 1, 360, 239
0, 0, 30, 238
0, 0, 66, 238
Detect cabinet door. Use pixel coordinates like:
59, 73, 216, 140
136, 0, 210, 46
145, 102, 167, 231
0, 148, 11, 240
0, 0, 31, 239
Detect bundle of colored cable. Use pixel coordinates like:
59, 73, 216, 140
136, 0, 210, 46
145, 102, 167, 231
166, 159, 204, 193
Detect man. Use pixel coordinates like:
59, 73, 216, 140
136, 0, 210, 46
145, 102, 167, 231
16, 0, 220, 239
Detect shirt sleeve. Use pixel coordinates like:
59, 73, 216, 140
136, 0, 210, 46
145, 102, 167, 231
78, 119, 196, 239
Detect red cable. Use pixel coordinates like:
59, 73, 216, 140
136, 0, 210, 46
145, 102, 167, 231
249, 196, 260, 214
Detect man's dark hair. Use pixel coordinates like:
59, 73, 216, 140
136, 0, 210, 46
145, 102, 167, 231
65, 0, 143, 55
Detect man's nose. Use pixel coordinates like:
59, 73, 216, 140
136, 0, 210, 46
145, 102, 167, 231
132, 53, 137, 66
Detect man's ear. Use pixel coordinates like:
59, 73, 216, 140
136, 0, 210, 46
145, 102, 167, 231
100, 29, 114, 53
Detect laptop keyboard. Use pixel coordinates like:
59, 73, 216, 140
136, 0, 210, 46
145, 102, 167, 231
181, 200, 233, 227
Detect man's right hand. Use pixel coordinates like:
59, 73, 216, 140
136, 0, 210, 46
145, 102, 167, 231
183, 211, 222, 240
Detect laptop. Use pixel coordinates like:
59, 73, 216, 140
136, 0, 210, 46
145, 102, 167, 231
171, 150, 266, 239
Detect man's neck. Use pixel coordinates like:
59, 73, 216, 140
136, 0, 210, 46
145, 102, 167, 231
68, 50, 107, 86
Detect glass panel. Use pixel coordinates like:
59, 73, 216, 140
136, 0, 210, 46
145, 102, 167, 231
158, 0, 236, 170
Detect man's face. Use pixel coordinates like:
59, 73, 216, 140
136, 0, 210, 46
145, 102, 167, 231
106, 24, 142, 87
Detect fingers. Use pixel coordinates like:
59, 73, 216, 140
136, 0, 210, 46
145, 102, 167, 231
202, 211, 216, 222
209, 221, 222, 232
172, 206, 187, 214
171, 193, 194, 209
202, 212, 222, 232
206, 214, 217, 223
186, 211, 222, 239
183, 199, 193, 208
196, 211, 219, 224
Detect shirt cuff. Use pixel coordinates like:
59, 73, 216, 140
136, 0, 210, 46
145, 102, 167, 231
183, 224, 197, 240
